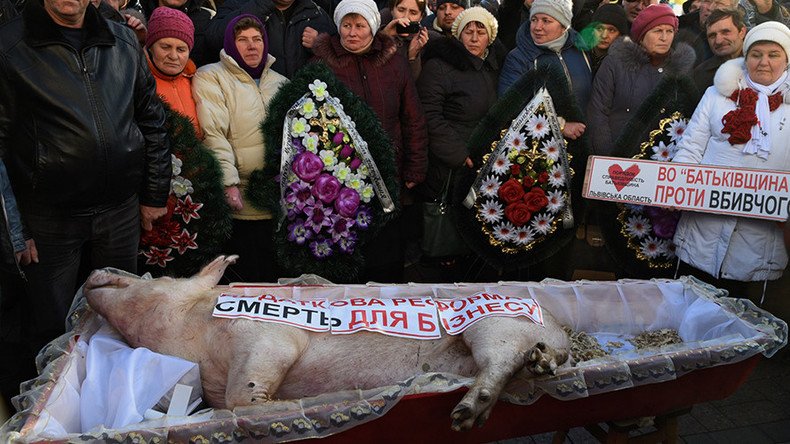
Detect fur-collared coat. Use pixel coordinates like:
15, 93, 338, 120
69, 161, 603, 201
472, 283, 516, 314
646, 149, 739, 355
416, 37, 506, 199
312, 33, 428, 187
672, 58, 790, 282
587, 38, 696, 155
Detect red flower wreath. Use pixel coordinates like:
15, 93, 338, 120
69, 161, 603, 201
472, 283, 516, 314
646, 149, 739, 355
721, 88, 783, 145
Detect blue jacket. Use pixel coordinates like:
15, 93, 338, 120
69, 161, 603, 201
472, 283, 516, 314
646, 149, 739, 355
0, 161, 26, 274
498, 22, 592, 112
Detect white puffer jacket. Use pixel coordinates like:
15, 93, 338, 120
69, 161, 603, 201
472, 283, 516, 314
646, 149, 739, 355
672, 58, 790, 281
193, 51, 288, 220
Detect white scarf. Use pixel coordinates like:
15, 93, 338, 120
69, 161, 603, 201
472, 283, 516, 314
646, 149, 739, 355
743, 70, 788, 159
537, 30, 569, 53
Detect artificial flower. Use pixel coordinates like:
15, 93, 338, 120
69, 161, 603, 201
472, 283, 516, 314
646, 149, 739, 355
498, 178, 525, 204
171, 176, 194, 197
309, 80, 328, 101
329, 215, 356, 242
547, 165, 565, 187
143, 247, 174, 267
665, 119, 687, 143
332, 163, 352, 182
504, 202, 532, 226
310, 239, 333, 259
479, 199, 504, 223
491, 154, 512, 175
334, 187, 360, 217
639, 236, 664, 258
171, 154, 183, 176
360, 184, 374, 203
303, 133, 320, 153
318, 149, 338, 169
312, 173, 342, 203
540, 137, 561, 162
174, 195, 203, 224
170, 229, 198, 255
651, 141, 676, 162
301, 98, 318, 119
292, 151, 324, 182
355, 206, 372, 229
530, 213, 553, 234
291, 117, 309, 137
526, 114, 550, 139
507, 132, 527, 150
511, 226, 536, 245
546, 190, 564, 213
303, 201, 334, 233
337, 232, 358, 254
493, 221, 516, 242
522, 187, 548, 212
625, 215, 651, 238
479, 175, 500, 197
349, 158, 362, 170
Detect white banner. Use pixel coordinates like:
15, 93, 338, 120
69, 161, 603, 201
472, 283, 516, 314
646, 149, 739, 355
213, 294, 544, 339
213, 294, 331, 332
583, 156, 790, 221
329, 297, 441, 339
436, 293, 544, 335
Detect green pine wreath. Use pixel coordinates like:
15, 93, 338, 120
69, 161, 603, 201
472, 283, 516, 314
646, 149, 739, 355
452, 63, 588, 272
595, 75, 701, 278
138, 105, 232, 277
246, 62, 400, 282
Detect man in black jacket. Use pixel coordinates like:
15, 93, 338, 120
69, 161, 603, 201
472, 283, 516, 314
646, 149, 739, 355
0, 0, 171, 378
204, 0, 335, 77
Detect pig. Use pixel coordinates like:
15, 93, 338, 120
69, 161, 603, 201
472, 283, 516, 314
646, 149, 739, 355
84, 255, 570, 431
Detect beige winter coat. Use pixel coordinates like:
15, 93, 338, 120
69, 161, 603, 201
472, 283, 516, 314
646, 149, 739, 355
193, 51, 287, 220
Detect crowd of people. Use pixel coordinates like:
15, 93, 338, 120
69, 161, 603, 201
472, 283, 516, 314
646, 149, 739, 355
0, 0, 789, 411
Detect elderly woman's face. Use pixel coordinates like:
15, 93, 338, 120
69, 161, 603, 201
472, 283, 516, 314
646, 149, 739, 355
150, 37, 190, 76
340, 13, 374, 52
746, 41, 788, 86
641, 24, 675, 56
530, 13, 564, 44
460, 21, 489, 58
235, 27, 265, 68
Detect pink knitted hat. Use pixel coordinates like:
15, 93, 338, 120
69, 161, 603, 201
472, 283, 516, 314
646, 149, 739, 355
630, 4, 678, 43
145, 7, 195, 50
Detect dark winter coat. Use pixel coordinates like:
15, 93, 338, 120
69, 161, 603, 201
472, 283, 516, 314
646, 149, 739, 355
205, 0, 335, 78
693, 54, 729, 94
141, 0, 215, 67
0, 0, 171, 214
312, 33, 428, 186
0, 0, 19, 25
587, 38, 696, 155
677, 11, 712, 65
498, 22, 592, 111
416, 37, 506, 199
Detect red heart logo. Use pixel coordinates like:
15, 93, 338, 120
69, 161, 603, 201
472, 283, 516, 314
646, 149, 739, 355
608, 164, 641, 192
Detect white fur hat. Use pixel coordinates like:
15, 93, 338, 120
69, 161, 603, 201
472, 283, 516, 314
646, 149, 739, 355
451, 6, 498, 43
743, 21, 790, 66
334, 0, 381, 34
529, 0, 573, 29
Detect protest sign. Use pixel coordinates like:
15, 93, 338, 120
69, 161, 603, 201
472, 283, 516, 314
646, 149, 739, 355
436, 293, 544, 335
583, 156, 790, 221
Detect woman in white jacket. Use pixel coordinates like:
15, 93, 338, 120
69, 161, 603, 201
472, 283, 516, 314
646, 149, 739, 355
193, 14, 288, 281
672, 21, 790, 292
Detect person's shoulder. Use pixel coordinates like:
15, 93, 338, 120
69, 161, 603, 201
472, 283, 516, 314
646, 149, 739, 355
0, 15, 24, 52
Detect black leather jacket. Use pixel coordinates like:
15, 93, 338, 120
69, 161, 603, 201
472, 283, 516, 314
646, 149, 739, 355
0, 0, 171, 215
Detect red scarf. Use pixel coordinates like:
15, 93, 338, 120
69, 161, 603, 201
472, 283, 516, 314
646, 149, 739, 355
721, 88, 783, 145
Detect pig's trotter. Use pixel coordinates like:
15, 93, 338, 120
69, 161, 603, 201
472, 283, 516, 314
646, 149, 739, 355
525, 342, 568, 376
197, 255, 239, 287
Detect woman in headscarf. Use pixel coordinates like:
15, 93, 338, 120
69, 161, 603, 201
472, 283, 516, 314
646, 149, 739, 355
311, 0, 429, 282
587, 4, 695, 156
672, 21, 790, 292
192, 14, 288, 282
416, 7, 505, 270
498, 0, 590, 140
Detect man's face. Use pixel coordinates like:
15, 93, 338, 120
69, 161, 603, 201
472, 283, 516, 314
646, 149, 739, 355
623, 0, 658, 23
706, 16, 745, 58
697, 0, 736, 26
437, 2, 464, 31
44, 0, 90, 27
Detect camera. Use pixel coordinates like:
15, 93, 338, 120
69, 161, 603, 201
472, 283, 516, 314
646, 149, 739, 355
396, 21, 421, 34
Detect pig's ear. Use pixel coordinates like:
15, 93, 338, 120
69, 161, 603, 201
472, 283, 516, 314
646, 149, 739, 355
84, 269, 133, 291
196, 255, 239, 287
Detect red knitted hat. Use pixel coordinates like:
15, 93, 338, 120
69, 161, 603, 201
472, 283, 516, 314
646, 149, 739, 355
630, 4, 678, 43
145, 7, 195, 50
